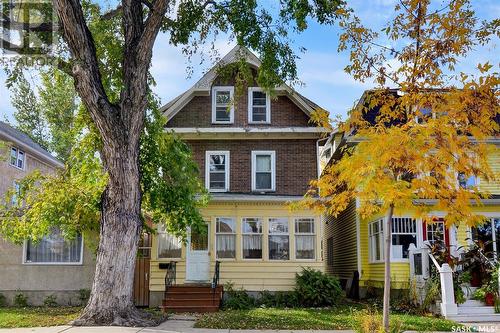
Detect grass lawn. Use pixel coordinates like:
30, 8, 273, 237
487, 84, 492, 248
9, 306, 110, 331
0, 307, 81, 328
195, 305, 458, 332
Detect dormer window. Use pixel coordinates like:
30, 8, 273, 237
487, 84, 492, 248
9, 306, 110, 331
10, 147, 25, 170
212, 86, 234, 124
248, 87, 270, 123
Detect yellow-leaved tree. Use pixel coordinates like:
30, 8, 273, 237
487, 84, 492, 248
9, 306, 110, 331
301, 1, 499, 331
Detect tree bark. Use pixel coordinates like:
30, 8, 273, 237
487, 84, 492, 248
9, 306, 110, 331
382, 204, 394, 333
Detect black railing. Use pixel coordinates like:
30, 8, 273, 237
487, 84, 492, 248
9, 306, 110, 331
164, 261, 177, 298
211, 260, 220, 293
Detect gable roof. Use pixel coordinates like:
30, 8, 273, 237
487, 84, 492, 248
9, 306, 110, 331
160, 45, 323, 122
0, 121, 64, 168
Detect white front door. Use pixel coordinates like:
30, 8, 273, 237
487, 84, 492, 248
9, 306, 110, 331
186, 224, 210, 282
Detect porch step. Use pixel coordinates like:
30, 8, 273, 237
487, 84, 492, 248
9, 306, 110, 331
459, 300, 485, 307
458, 305, 495, 315
447, 314, 500, 323
162, 284, 223, 313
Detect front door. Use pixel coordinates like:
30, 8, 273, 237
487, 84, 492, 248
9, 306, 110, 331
133, 232, 151, 307
186, 224, 210, 282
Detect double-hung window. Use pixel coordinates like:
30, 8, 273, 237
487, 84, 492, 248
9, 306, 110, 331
426, 219, 445, 244
458, 172, 478, 190
24, 228, 83, 264
212, 86, 234, 123
10, 147, 25, 170
248, 87, 270, 123
295, 218, 315, 259
242, 218, 262, 259
369, 219, 384, 262
391, 218, 417, 259
205, 151, 230, 192
268, 218, 289, 260
251, 151, 275, 192
11, 181, 20, 205
216, 217, 236, 259
157, 225, 182, 259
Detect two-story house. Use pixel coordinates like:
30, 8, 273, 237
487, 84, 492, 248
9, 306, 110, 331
149, 46, 329, 309
0, 121, 95, 305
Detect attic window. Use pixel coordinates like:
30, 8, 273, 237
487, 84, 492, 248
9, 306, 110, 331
248, 87, 270, 123
212, 86, 234, 123
10, 147, 25, 170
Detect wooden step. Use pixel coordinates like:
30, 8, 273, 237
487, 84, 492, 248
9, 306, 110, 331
167, 285, 222, 293
163, 298, 220, 307
165, 291, 222, 300
161, 305, 219, 313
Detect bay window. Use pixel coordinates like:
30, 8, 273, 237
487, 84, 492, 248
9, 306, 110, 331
268, 218, 289, 260
205, 151, 230, 192
216, 217, 236, 259
248, 87, 270, 123
295, 218, 315, 259
251, 151, 275, 191
24, 228, 82, 264
242, 218, 262, 259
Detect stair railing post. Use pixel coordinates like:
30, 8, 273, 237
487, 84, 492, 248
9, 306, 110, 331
439, 263, 458, 317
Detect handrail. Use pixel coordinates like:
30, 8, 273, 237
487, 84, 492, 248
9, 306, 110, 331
211, 260, 220, 293
164, 261, 177, 299
428, 251, 441, 270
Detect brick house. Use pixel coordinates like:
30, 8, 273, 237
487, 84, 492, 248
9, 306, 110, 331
149, 46, 330, 310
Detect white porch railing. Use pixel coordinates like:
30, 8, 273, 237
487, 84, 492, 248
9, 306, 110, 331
408, 243, 458, 317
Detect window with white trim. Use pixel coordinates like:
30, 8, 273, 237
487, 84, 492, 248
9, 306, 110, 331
295, 218, 315, 259
205, 151, 230, 192
212, 86, 234, 123
242, 218, 262, 259
10, 147, 25, 170
216, 217, 236, 259
11, 181, 20, 205
269, 218, 289, 260
391, 218, 417, 259
369, 219, 384, 262
248, 87, 270, 123
457, 172, 478, 189
157, 225, 182, 259
24, 228, 82, 264
426, 220, 445, 244
251, 151, 275, 191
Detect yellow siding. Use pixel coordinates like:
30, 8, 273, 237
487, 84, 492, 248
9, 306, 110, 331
324, 200, 358, 280
150, 201, 323, 292
479, 146, 500, 195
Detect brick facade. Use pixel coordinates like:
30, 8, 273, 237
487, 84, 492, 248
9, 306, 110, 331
188, 139, 317, 196
167, 93, 311, 128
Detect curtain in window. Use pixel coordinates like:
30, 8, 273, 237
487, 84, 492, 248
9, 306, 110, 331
296, 235, 315, 259
26, 231, 82, 263
158, 233, 182, 258
216, 234, 235, 258
243, 234, 262, 259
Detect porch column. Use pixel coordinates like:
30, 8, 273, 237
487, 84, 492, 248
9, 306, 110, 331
439, 263, 458, 317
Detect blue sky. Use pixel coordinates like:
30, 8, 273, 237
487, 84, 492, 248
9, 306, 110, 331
1, 0, 498, 124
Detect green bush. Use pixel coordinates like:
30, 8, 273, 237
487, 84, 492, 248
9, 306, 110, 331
222, 282, 256, 310
43, 294, 58, 307
78, 289, 90, 305
13, 293, 28, 307
257, 290, 300, 308
294, 268, 343, 307
0, 293, 6, 307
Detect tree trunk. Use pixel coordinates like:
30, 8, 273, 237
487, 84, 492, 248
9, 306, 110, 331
382, 204, 394, 333
72, 137, 154, 326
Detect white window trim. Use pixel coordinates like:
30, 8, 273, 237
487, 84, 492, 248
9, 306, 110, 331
10, 147, 25, 171
215, 217, 237, 260
205, 151, 230, 192
390, 217, 417, 262
241, 217, 263, 260
212, 86, 234, 124
157, 226, 182, 260
294, 217, 316, 261
22, 235, 84, 266
251, 150, 276, 192
268, 217, 290, 261
248, 87, 271, 124
368, 219, 385, 263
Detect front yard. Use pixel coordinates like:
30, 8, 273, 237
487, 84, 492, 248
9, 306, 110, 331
0, 307, 81, 328
195, 306, 458, 332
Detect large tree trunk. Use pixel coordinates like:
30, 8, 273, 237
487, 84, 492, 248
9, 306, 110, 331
382, 204, 394, 333
73, 138, 154, 326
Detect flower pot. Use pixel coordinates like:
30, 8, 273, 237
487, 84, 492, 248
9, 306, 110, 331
485, 292, 495, 306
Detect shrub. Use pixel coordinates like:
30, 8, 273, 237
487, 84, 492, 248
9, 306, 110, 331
78, 289, 90, 305
257, 290, 300, 308
0, 293, 5, 307
44, 294, 58, 307
13, 293, 28, 307
294, 268, 343, 307
222, 282, 255, 310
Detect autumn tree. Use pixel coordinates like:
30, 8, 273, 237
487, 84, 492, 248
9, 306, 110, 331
302, 1, 499, 331
1, 0, 344, 326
